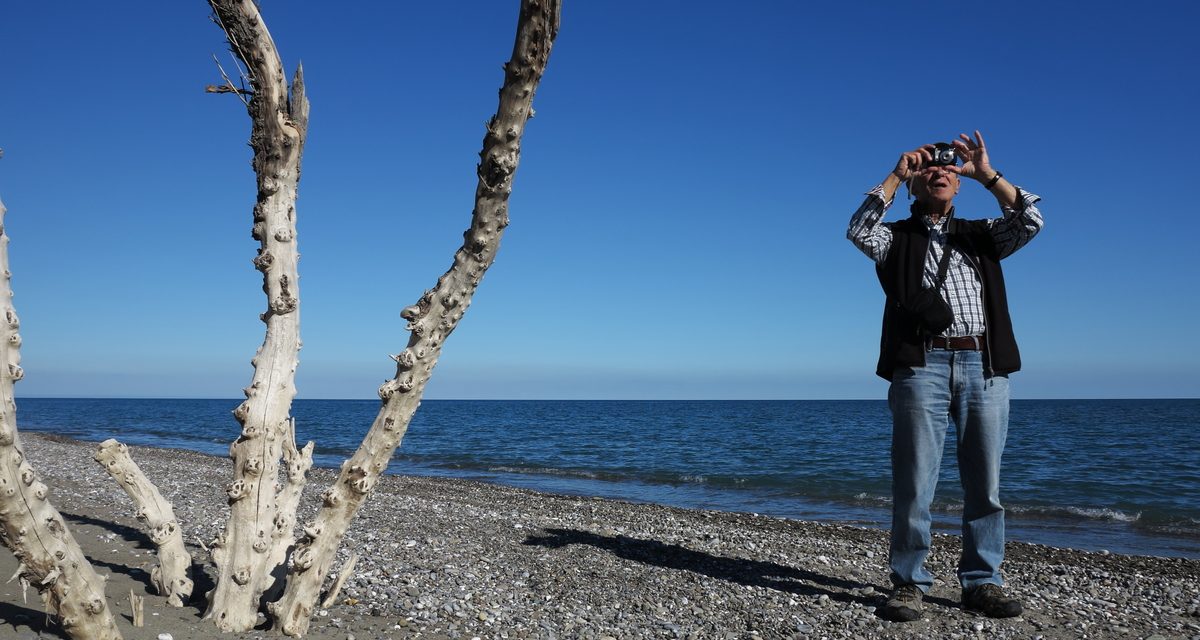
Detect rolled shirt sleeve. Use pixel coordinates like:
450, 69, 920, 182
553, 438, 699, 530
988, 187, 1044, 260
847, 184, 894, 264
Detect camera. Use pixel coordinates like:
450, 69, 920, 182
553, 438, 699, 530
930, 142, 958, 166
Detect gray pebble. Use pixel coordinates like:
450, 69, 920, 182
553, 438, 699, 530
13, 434, 1200, 640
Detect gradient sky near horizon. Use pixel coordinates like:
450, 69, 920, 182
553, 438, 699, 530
1, 1, 1197, 400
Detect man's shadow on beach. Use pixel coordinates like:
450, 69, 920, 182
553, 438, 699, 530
523, 528, 958, 612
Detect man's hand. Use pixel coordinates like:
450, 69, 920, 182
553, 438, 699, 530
881, 145, 935, 202
949, 129, 1019, 208
948, 130, 996, 183
892, 145, 935, 181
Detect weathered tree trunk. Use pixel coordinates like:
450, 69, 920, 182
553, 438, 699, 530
93, 439, 193, 606
0, 194, 123, 639
268, 1, 560, 635
263, 419, 314, 602
318, 551, 357, 609
204, 0, 312, 632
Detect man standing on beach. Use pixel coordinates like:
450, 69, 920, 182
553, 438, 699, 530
846, 131, 1043, 622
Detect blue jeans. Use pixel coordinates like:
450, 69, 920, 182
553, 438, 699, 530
887, 348, 1009, 592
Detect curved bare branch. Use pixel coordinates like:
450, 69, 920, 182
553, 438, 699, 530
269, 0, 561, 635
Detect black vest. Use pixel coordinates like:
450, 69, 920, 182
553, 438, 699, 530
873, 210, 1021, 380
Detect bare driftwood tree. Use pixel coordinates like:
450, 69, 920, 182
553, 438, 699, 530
90, 0, 557, 635
0, 192, 123, 639
269, 0, 560, 634
93, 439, 193, 606
202, 0, 313, 632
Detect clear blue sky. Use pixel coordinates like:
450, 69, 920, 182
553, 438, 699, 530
1, 1, 1197, 400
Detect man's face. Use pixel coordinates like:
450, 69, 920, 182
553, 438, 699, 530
911, 163, 960, 204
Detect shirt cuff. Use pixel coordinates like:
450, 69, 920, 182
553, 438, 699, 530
1007, 186, 1041, 212
998, 186, 1046, 216
866, 184, 894, 209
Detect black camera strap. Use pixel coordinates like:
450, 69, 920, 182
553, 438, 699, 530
930, 238, 953, 295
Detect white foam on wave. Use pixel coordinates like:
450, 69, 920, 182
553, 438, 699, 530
486, 465, 601, 480
1005, 503, 1143, 523
852, 492, 892, 506
1064, 506, 1142, 522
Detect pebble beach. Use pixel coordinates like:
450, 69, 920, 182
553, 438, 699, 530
2, 432, 1197, 640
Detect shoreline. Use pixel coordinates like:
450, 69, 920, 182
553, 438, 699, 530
3, 432, 1198, 639
379, 462, 1199, 561
20, 421, 1199, 561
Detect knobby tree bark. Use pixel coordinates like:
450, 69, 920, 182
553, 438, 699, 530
93, 439, 193, 606
265, 419, 315, 603
268, 1, 560, 635
2, 0, 557, 635
203, 0, 313, 632
0, 194, 123, 639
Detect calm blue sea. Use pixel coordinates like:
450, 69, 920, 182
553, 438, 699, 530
14, 398, 1200, 559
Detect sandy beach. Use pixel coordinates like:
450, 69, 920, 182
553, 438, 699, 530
2, 432, 1197, 640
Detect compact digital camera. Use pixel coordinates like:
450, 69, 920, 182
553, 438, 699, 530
930, 142, 958, 166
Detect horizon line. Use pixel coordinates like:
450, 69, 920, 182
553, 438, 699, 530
14, 396, 1200, 402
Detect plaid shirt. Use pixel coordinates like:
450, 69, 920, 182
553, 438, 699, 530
847, 185, 1044, 337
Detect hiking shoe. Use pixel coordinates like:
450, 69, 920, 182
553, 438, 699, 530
962, 583, 1023, 618
879, 584, 923, 622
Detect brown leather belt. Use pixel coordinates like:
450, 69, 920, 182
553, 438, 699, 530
928, 335, 984, 350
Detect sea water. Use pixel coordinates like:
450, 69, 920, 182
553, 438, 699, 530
16, 398, 1200, 558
